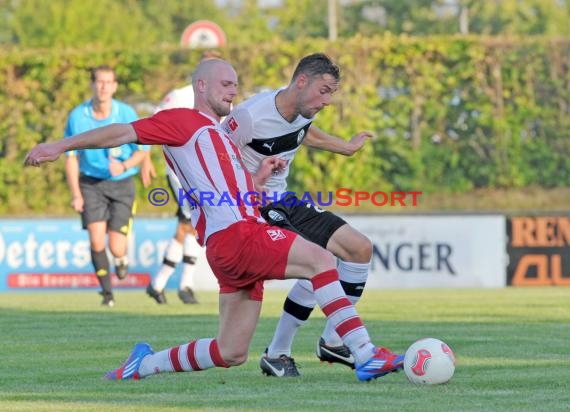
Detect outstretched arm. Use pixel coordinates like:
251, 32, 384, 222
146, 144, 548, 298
24, 123, 138, 167
303, 125, 373, 156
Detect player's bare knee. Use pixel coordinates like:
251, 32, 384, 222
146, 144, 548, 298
174, 227, 187, 243
108, 245, 126, 258
222, 351, 248, 366
335, 230, 372, 263
180, 222, 196, 236
327, 226, 372, 263
309, 244, 337, 274
90, 239, 105, 251
348, 236, 372, 263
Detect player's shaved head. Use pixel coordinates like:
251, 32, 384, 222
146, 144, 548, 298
192, 59, 234, 89
192, 58, 237, 120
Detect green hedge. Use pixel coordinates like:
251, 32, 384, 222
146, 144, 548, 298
1, 36, 568, 215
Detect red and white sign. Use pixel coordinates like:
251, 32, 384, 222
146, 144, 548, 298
7, 272, 151, 289
181, 20, 226, 49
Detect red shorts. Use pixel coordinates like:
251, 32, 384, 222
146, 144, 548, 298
205, 220, 297, 301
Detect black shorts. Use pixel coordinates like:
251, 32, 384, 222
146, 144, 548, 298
259, 193, 347, 249
166, 173, 191, 224
79, 175, 135, 233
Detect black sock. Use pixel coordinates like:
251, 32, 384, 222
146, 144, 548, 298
91, 249, 111, 295
340, 280, 366, 299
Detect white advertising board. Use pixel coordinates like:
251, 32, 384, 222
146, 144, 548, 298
344, 215, 507, 289
0, 215, 507, 292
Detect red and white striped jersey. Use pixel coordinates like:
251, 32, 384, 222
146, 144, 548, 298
132, 108, 263, 245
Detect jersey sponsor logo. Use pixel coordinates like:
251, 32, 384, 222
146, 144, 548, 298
266, 229, 286, 241
228, 117, 238, 131
297, 129, 306, 144
217, 152, 243, 170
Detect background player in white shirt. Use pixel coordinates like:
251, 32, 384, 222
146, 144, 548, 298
223, 53, 374, 376
145, 83, 201, 305
25, 58, 403, 383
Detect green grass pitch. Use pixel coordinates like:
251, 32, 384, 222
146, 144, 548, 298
1, 287, 569, 412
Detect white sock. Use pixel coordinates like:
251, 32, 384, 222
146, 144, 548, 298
179, 235, 201, 290
113, 255, 128, 267
267, 312, 304, 358
311, 269, 374, 365
139, 338, 228, 376
153, 238, 183, 291
179, 264, 196, 290
321, 260, 369, 347
267, 279, 315, 358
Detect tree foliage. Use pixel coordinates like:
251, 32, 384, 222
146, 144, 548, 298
1, 0, 568, 48
0, 1, 568, 215
9, 0, 157, 47
463, 0, 570, 35
1, 36, 568, 215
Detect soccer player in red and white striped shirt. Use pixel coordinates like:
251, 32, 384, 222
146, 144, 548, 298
24, 59, 403, 382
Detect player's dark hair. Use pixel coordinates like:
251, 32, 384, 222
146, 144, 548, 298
90, 65, 116, 82
291, 53, 340, 82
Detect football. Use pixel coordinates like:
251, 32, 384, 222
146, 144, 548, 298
404, 338, 456, 385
